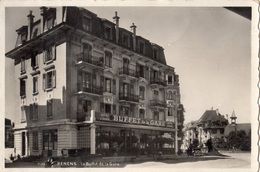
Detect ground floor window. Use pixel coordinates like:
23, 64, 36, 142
43, 129, 57, 151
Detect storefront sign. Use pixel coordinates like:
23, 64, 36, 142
97, 114, 174, 128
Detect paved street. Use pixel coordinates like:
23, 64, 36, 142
5, 152, 251, 169
124, 153, 251, 169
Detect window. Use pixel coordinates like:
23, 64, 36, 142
139, 41, 145, 54
105, 78, 112, 93
105, 51, 112, 67
153, 90, 159, 100
43, 70, 56, 91
105, 104, 111, 114
83, 43, 92, 55
123, 58, 129, 69
47, 99, 53, 118
167, 91, 173, 100
153, 48, 158, 60
21, 57, 26, 73
123, 83, 128, 97
46, 16, 54, 30
43, 45, 56, 63
104, 26, 112, 40
122, 33, 129, 47
113, 104, 117, 115
220, 128, 224, 134
30, 103, 39, 120
81, 72, 91, 89
20, 79, 26, 97
168, 75, 173, 85
120, 106, 129, 116
139, 65, 145, 78
33, 131, 38, 150
33, 76, 38, 94
43, 129, 57, 150
83, 16, 91, 31
139, 109, 145, 119
212, 129, 217, 134
154, 111, 159, 120
139, 86, 145, 100
31, 53, 38, 68
168, 107, 173, 116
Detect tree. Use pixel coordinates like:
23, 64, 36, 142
227, 130, 251, 151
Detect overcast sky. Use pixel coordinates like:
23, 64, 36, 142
5, 7, 251, 124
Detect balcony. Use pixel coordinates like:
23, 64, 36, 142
119, 67, 139, 79
76, 53, 104, 69
77, 83, 103, 96
150, 99, 167, 108
77, 112, 91, 122
150, 78, 167, 87
119, 93, 139, 103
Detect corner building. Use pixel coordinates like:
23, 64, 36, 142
6, 7, 184, 157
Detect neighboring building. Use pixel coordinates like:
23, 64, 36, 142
5, 118, 14, 148
184, 109, 229, 146
225, 111, 251, 136
180, 120, 197, 152
5, 7, 184, 157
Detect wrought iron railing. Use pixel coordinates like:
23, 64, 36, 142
150, 77, 167, 86
150, 99, 167, 108
119, 93, 139, 103
76, 53, 104, 67
77, 83, 103, 95
119, 67, 139, 78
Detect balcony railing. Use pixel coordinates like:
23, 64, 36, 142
119, 93, 139, 103
150, 99, 167, 108
77, 112, 91, 122
76, 53, 104, 68
150, 78, 167, 87
77, 83, 103, 95
119, 67, 139, 78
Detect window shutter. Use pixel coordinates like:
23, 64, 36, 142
43, 73, 46, 91
100, 75, 104, 91
119, 105, 122, 115
52, 45, 56, 60
130, 84, 134, 94
52, 70, 56, 88
113, 104, 117, 115
113, 79, 116, 95
100, 102, 104, 113
43, 50, 46, 64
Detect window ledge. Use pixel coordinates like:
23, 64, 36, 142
20, 95, 26, 99
33, 92, 39, 96
45, 87, 54, 92
44, 64, 55, 71
20, 70, 26, 75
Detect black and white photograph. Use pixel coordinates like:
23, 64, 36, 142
3, 1, 258, 170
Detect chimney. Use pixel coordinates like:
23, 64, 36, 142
130, 23, 137, 51
226, 114, 229, 122
27, 11, 35, 40
40, 6, 48, 33
113, 11, 120, 43
216, 109, 219, 115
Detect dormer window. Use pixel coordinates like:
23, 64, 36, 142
83, 16, 91, 31
138, 41, 145, 54
167, 75, 173, 85
153, 48, 158, 60
21, 33, 27, 44
104, 26, 112, 40
46, 16, 54, 30
122, 33, 129, 47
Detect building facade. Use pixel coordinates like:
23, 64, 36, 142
6, 7, 184, 157
183, 109, 228, 148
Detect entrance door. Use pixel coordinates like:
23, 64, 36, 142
21, 132, 25, 156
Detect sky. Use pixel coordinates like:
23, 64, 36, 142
5, 6, 252, 124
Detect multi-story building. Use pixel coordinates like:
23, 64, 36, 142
183, 109, 228, 147
5, 7, 184, 157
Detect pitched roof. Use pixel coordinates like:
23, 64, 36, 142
197, 110, 228, 123
224, 123, 251, 135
